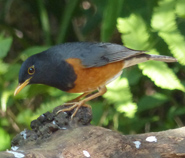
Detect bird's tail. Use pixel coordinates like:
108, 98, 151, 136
148, 54, 177, 62
123, 54, 177, 68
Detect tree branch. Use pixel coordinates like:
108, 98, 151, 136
1, 105, 185, 158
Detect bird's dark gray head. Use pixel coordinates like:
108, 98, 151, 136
18, 54, 37, 84
14, 50, 77, 96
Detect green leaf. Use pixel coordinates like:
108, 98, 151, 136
4, 64, 21, 81
104, 77, 137, 118
117, 13, 183, 91
0, 60, 9, 75
158, 31, 185, 65
117, 102, 137, 118
151, 0, 176, 32
91, 101, 104, 125
0, 128, 10, 150
101, 0, 124, 42
35, 98, 64, 115
137, 93, 168, 112
176, 0, 185, 17
0, 37, 13, 58
16, 109, 34, 127
125, 67, 142, 86
151, 0, 185, 66
117, 14, 150, 50
139, 61, 185, 91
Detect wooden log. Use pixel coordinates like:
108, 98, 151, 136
0, 105, 185, 158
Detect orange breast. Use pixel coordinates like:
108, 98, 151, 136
66, 58, 124, 93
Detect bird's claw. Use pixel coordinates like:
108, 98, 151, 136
56, 101, 91, 119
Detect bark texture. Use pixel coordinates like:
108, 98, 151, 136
1, 104, 185, 158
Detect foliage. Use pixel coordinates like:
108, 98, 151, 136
0, 0, 185, 151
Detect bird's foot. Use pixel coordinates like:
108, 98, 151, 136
56, 101, 91, 119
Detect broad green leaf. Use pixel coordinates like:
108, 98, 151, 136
16, 109, 33, 127
0, 128, 10, 150
117, 15, 150, 50
20, 46, 49, 60
151, 0, 176, 32
0, 37, 13, 58
176, 0, 185, 17
91, 101, 104, 125
117, 102, 137, 118
4, 64, 21, 81
104, 77, 137, 118
159, 31, 185, 65
125, 67, 142, 86
151, 0, 185, 65
139, 61, 185, 91
35, 98, 64, 115
168, 106, 185, 119
117, 13, 183, 91
137, 93, 168, 112
0, 60, 9, 75
101, 0, 124, 42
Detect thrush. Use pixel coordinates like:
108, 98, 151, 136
14, 42, 177, 118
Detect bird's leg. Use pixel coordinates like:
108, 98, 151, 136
64, 92, 91, 105
56, 86, 107, 118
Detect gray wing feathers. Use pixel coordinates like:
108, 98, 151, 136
76, 43, 145, 67
48, 42, 177, 68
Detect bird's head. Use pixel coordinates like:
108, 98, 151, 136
14, 51, 77, 96
14, 54, 43, 96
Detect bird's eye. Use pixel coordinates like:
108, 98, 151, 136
28, 66, 35, 75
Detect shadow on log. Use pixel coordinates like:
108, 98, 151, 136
1, 104, 185, 158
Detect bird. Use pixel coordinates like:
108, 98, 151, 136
14, 42, 177, 118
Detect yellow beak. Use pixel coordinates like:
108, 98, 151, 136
14, 77, 32, 96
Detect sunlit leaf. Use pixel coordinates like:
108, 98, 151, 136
117, 13, 183, 91
151, 0, 176, 32
0, 37, 13, 59
158, 31, 185, 65
117, 102, 137, 118
104, 77, 137, 118
176, 0, 185, 17
151, 0, 185, 65
139, 61, 185, 91
117, 15, 150, 50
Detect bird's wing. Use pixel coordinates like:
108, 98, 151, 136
58, 42, 145, 68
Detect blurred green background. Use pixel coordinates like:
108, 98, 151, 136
0, 0, 185, 151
